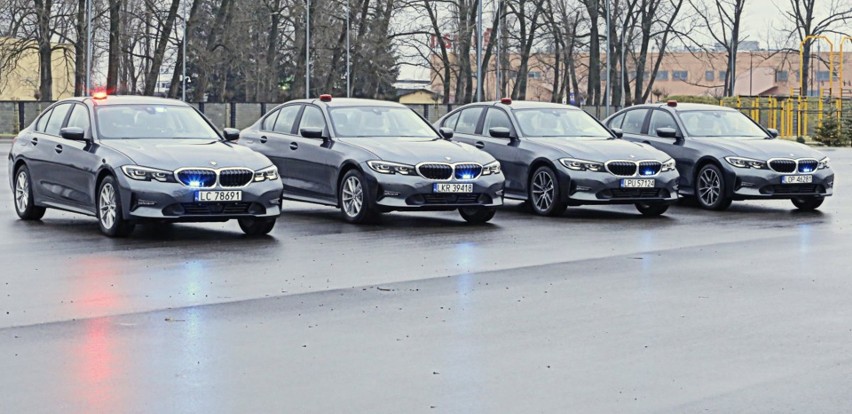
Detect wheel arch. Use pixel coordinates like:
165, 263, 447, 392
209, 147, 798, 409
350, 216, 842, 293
335, 160, 366, 207
527, 157, 568, 201
694, 156, 733, 197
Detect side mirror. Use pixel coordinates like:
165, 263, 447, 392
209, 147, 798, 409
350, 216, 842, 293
300, 127, 325, 139
655, 127, 678, 139
767, 128, 779, 138
489, 127, 513, 139
60, 127, 86, 141
610, 128, 624, 138
223, 128, 241, 141
438, 127, 454, 140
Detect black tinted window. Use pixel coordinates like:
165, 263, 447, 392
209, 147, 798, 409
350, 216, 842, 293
455, 108, 483, 134
274, 105, 301, 134
44, 103, 73, 136
621, 109, 648, 134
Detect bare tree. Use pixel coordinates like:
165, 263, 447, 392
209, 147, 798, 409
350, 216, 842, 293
784, 0, 852, 96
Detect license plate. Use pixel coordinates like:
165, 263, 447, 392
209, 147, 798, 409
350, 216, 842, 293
781, 175, 812, 184
621, 179, 655, 188
195, 191, 242, 202
433, 183, 473, 193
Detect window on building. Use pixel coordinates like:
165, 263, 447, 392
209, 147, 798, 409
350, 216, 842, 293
719, 71, 727, 81
705, 71, 714, 81
673, 71, 688, 81
656, 71, 669, 81
528, 71, 542, 79
775, 70, 789, 82
816, 71, 830, 81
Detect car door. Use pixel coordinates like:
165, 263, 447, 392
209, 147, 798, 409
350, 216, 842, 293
288, 104, 339, 203
614, 108, 650, 143
52, 103, 101, 211
473, 107, 526, 193
37, 103, 75, 204
254, 105, 303, 195
643, 109, 701, 191
23, 106, 60, 203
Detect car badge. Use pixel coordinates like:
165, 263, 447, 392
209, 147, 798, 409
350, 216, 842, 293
210, 161, 218, 166
629, 154, 636, 158
790, 154, 795, 157
445, 157, 452, 161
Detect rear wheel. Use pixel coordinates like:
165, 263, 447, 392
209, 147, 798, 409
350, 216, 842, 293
791, 196, 823, 211
339, 169, 378, 224
529, 166, 567, 216
97, 175, 135, 237
13, 165, 46, 220
635, 202, 669, 217
238, 217, 277, 235
696, 164, 732, 211
458, 207, 496, 224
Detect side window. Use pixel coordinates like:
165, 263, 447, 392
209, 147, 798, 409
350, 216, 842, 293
482, 108, 512, 136
261, 109, 279, 131
455, 107, 483, 135
442, 111, 460, 130
274, 105, 301, 134
621, 109, 648, 134
43, 103, 73, 136
608, 113, 625, 129
298, 105, 326, 132
648, 110, 679, 137
65, 104, 91, 133
35, 108, 54, 132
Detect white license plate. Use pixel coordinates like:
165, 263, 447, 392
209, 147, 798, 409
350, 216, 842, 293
195, 191, 243, 202
621, 179, 655, 188
781, 175, 813, 184
433, 183, 473, 193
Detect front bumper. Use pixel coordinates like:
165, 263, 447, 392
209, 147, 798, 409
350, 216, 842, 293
558, 167, 680, 205
115, 174, 283, 221
362, 168, 504, 211
727, 166, 834, 200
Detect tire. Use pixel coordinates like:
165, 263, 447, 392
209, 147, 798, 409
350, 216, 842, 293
238, 217, 277, 236
791, 196, 823, 211
339, 169, 378, 224
97, 175, 135, 237
528, 165, 568, 216
458, 207, 496, 224
13, 165, 46, 220
635, 202, 669, 217
695, 164, 732, 211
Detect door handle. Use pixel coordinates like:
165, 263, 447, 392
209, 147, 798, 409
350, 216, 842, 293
54, 144, 63, 154
475, 141, 485, 149
289, 142, 298, 150
32, 137, 38, 146
260, 135, 268, 144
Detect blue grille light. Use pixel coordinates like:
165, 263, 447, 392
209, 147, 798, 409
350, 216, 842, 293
641, 169, 655, 176
190, 180, 201, 187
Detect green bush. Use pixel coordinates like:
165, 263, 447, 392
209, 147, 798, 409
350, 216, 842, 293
813, 108, 845, 146
665, 95, 719, 105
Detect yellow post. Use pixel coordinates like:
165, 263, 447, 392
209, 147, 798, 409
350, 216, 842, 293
840, 36, 851, 125
818, 88, 824, 127
799, 35, 835, 98
803, 99, 809, 137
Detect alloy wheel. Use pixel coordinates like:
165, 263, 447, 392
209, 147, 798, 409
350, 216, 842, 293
15, 170, 29, 213
698, 168, 721, 206
532, 170, 555, 212
99, 183, 117, 229
341, 176, 363, 217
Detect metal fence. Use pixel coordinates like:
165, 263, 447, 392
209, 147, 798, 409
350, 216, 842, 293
0, 100, 624, 136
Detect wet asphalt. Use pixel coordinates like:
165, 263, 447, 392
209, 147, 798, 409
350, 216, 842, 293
1, 140, 851, 413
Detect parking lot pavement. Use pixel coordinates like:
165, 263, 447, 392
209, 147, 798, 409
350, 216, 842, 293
1, 140, 851, 412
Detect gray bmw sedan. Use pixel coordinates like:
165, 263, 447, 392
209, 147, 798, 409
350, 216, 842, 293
9, 94, 283, 237
239, 96, 504, 224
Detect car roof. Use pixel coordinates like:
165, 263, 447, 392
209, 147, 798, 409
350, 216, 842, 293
631, 102, 738, 112
75, 95, 192, 107
489, 100, 583, 111
286, 97, 406, 108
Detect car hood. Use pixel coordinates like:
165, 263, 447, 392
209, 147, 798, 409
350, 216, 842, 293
695, 137, 828, 160
101, 139, 273, 170
534, 138, 669, 162
339, 137, 496, 164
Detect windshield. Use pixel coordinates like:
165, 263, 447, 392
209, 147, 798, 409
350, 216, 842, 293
328, 106, 438, 138
679, 110, 767, 138
514, 108, 612, 138
95, 105, 221, 140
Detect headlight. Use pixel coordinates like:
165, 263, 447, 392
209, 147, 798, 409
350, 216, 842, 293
559, 158, 604, 172
661, 158, 676, 172
254, 165, 279, 182
724, 156, 767, 169
481, 160, 501, 176
367, 160, 416, 175
818, 157, 830, 170
121, 165, 173, 182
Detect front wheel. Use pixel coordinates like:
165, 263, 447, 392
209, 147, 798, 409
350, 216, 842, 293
97, 176, 135, 237
791, 196, 824, 211
238, 217, 277, 236
696, 164, 732, 211
339, 169, 378, 224
13, 165, 46, 220
635, 202, 669, 217
529, 166, 567, 216
458, 207, 496, 224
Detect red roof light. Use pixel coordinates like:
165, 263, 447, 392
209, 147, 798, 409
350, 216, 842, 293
500, 97, 512, 105
666, 100, 677, 107
92, 91, 108, 100
319, 94, 332, 102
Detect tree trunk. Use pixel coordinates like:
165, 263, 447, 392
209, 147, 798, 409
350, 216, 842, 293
35, 0, 54, 100
106, 0, 121, 92
143, 0, 181, 95
74, 0, 86, 96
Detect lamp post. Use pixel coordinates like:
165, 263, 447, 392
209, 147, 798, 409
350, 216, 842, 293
182, 0, 187, 101
604, 0, 611, 116
306, 0, 311, 99
85, 0, 92, 95
476, 0, 483, 102
346, 0, 350, 97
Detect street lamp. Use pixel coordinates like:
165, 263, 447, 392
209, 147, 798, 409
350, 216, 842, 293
346, 0, 350, 97
306, 0, 311, 99
476, 0, 483, 102
85, 0, 92, 95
